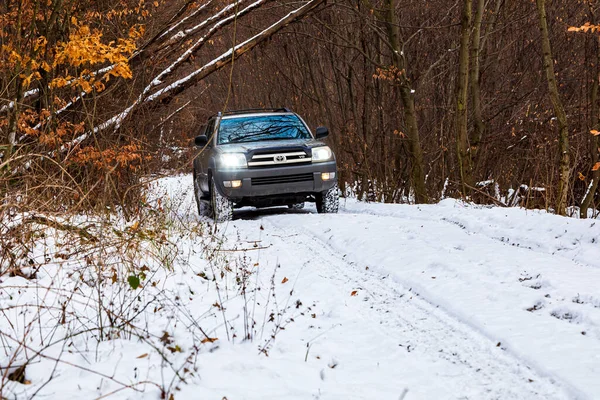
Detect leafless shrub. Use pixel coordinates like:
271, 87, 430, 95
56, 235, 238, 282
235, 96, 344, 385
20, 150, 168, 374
0, 182, 301, 398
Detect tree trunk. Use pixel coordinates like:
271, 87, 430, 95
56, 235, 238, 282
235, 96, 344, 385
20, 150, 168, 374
383, 0, 428, 203
536, 0, 570, 216
6, 1, 24, 159
468, 0, 485, 162
456, 0, 472, 195
581, 36, 600, 218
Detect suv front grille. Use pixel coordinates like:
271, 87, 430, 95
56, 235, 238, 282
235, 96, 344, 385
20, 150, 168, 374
251, 173, 314, 186
248, 151, 311, 168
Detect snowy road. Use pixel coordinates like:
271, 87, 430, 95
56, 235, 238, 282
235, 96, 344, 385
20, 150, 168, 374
252, 216, 572, 399
3, 175, 598, 399
161, 175, 600, 399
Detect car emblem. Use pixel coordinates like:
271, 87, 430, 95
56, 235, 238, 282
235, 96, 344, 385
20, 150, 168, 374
274, 155, 286, 163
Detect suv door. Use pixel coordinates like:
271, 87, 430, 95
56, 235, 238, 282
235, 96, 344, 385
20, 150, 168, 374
195, 118, 216, 194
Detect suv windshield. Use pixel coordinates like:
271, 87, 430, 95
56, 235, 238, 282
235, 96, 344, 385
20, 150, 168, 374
217, 114, 312, 144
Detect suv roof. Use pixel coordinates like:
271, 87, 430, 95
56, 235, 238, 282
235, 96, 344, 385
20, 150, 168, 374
209, 107, 291, 119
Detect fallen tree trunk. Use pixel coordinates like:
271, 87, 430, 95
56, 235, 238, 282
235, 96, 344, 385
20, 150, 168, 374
92, 0, 325, 136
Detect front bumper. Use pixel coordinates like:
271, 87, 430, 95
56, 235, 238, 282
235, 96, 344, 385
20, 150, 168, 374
213, 161, 337, 200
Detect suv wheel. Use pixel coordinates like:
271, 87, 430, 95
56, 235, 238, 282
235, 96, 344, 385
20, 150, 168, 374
288, 202, 305, 210
316, 184, 339, 214
193, 173, 211, 217
210, 178, 233, 222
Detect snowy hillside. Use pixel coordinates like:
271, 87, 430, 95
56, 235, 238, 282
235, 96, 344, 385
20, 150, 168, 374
1, 174, 599, 399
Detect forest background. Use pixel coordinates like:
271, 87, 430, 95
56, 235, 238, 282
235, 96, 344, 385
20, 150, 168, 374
2, 0, 600, 217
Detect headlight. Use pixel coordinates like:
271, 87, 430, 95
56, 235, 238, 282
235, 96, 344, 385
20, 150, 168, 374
219, 153, 247, 169
312, 146, 332, 162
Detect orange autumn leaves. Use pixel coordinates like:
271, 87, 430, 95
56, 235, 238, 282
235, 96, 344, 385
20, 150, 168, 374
1, 24, 141, 94
372, 65, 405, 83
1, 36, 49, 88
1, 4, 144, 151
568, 23, 600, 33
0, 2, 146, 170
10, 107, 81, 146
71, 143, 148, 172
50, 20, 143, 93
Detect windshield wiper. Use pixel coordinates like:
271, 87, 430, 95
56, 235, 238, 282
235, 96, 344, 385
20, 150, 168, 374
227, 132, 266, 143
227, 134, 304, 143
261, 136, 300, 141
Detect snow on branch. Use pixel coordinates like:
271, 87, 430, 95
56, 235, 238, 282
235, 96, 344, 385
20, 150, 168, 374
153, 0, 267, 89
160, 0, 245, 50
157, 0, 214, 42
86, 0, 324, 140
0, 89, 39, 114
90, 0, 267, 134
147, 0, 326, 103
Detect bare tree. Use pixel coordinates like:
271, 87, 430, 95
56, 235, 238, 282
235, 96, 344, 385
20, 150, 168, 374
469, 0, 485, 163
456, 0, 473, 195
536, 0, 570, 215
383, 0, 428, 203
581, 34, 600, 218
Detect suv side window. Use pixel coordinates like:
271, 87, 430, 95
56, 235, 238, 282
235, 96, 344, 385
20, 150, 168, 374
204, 119, 216, 145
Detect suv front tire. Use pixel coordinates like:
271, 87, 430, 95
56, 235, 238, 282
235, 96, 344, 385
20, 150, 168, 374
210, 177, 233, 222
193, 172, 210, 217
316, 184, 339, 214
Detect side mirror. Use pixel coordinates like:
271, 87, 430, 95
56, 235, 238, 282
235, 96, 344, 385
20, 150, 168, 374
315, 126, 329, 139
194, 135, 208, 147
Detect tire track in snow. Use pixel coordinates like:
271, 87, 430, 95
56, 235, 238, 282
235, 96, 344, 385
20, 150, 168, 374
336, 203, 600, 334
259, 216, 572, 400
337, 204, 600, 341
338, 202, 600, 271
158, 176, 593, 397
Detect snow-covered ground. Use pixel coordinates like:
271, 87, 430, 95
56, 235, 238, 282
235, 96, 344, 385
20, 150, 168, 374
1, 174, 599, 399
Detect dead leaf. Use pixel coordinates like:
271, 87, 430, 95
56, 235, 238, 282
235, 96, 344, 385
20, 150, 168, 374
159, 331, 172, 345
350, 290, 358, 296
7, 365, 26, 383
592, 162, 600, 172
591, 130, 600, 136
136, 353, 148, 359
167, 345, 182, 353
281, 277, 289, 284
111, 269, 117, 284
201, 337, 218, 344
578, 172, 586, 181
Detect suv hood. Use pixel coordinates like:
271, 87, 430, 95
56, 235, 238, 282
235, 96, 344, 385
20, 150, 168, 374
218, 139, 327, 153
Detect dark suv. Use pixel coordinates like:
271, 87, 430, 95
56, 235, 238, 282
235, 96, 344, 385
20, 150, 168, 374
192, 108, 339, 221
